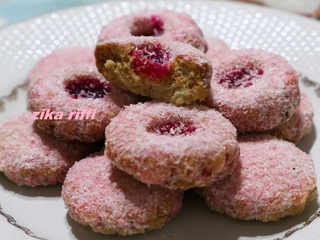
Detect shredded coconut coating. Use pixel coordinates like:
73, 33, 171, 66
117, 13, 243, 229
196, 134, 317, 222
105, 101, 240, 190
27, 47, 96, 85
28, 57, 141, 142
98, 9, 208, 52
267, 91, 314, 144
205, 37, 230, 61
204, 49, 300, 133
95, 36, 212, 105
0, 112, 100, 187
62, 153, 183, 236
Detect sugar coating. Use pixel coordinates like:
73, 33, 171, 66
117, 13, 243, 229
28, 48, 141, 142
95, 36, 212, 105
204, 49, 300, 133
62, 153, 183, 235
196, 134, 317, 222
205, 36, 230, 61
105, 101, 240, 190
27, 47, 96, 85
0, 112, 100, 187
98, 9, 208, 52
267, 91, 314, 144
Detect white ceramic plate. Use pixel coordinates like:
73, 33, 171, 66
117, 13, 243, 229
0, 1, 320, 240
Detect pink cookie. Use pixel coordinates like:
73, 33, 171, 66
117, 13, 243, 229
28, 48, 141, 142
267, 91, 314, 144
98, 9, 208, 52
205, 36, 230, 61
105, 101, 240, 190
95, 36, 212, 105
27, 47, 96, 85
204, 49, 300, 133
62, 153, 183, 235
196, 134, 317, 222
0, 112, 100, 187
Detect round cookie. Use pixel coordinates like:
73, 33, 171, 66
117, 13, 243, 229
98, 9, 208, 52
196, 134, 317, 222
204, 49, 300, 133
267, 91, 313, 144
0, 112, 100, 187
28, 60, 141, 142
105, 101, 240, 190
205, 36, 230, 61
62, 153, 183, 235
27, 47, 96, 85
95, 36, 212, 105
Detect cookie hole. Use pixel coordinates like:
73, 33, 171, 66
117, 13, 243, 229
148, 119, 196, 136
130, 15, 164, 37
64, 75, 111, 99
217, 62, 264, 89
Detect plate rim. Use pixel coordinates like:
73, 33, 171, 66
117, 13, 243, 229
0, 1, 320, 240
1, 0, 320, 34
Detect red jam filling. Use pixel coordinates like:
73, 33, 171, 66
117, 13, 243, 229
150, 121, 197, 136
64, 76, 111, 99
132, 43, 170, 80
217, 63, 264, 89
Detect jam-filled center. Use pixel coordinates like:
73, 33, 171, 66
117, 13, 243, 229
64, 76, 111, 99
132, 42, 170, 80
131, 15, 164, 37
217, 63, 264, 89
149, 120, 197, 136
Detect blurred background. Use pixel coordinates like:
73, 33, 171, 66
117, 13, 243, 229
0, 0, 319, 28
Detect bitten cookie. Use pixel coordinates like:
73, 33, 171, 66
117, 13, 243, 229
95, 36, 212, 105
